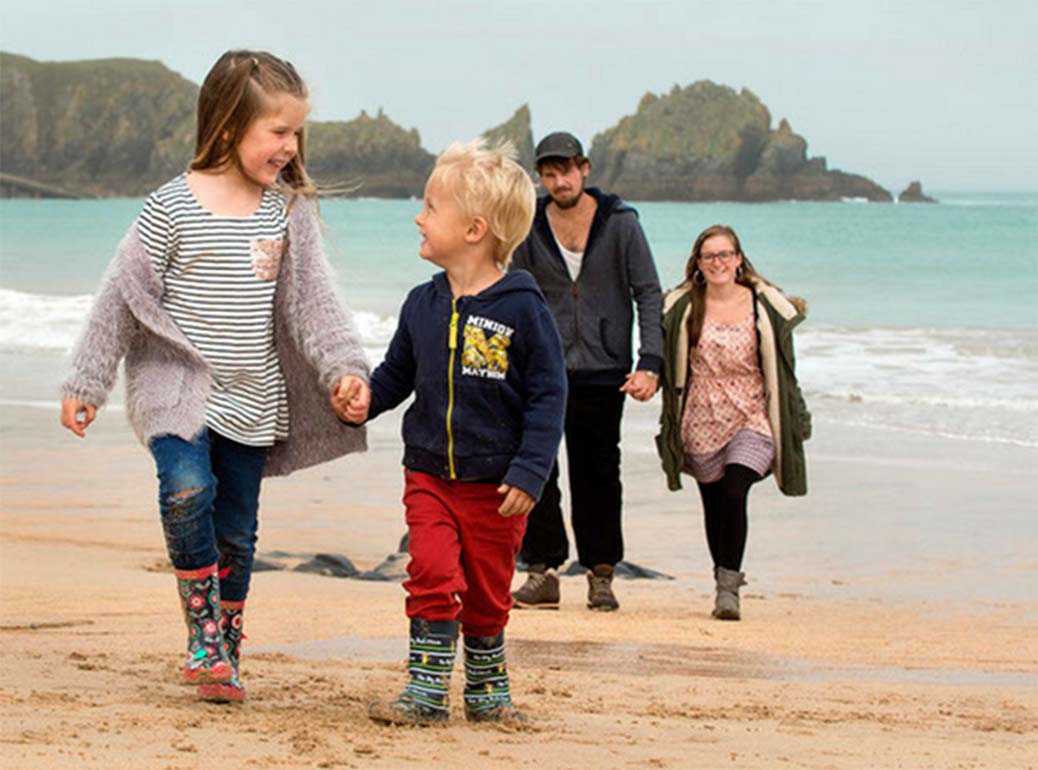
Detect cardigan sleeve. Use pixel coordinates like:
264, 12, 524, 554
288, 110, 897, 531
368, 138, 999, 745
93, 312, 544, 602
283, 198, 371, 390
60, 231, 139, 408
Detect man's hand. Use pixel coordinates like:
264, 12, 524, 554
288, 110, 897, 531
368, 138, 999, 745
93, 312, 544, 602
330, 375, 371, 424
60, 397, 97, 438
619, 370, 658, 402
497, 484, 535, 517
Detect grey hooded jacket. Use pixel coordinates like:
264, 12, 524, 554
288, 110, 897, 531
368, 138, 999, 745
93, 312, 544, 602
511, 188, 663, 386
61, 196, 369, 477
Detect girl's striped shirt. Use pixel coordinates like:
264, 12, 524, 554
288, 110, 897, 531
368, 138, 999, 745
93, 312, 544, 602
136, 173, 289, 447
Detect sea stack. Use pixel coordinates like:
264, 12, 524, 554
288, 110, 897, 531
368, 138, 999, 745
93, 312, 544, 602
898, 181, 938, 203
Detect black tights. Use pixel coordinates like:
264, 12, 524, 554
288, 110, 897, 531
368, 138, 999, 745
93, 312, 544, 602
696, 464, 761, 572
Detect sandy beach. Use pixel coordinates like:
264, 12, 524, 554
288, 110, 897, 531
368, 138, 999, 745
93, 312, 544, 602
1, 395, 1036, 769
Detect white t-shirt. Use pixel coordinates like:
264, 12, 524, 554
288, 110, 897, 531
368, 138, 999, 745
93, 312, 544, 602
551, 230, 584, 282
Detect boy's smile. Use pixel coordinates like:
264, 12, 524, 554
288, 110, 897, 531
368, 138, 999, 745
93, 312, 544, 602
415, 177, 470, 266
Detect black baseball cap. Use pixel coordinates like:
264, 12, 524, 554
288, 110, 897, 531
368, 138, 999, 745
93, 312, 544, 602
534, 132, 584, 163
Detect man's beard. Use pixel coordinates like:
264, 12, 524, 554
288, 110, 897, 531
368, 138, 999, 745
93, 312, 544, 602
551, 189, 582, 209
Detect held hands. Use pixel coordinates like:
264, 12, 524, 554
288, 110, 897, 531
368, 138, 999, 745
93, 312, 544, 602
619, 370, 658, 402
330, 375, 371, 424
60, 397, 97, 438
497, 484, 535, 517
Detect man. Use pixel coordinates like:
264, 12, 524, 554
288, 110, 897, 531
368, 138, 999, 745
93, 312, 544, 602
510, 132, 663, 611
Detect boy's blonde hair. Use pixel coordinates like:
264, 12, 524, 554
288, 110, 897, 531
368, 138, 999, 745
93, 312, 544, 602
430, 139, 536, 268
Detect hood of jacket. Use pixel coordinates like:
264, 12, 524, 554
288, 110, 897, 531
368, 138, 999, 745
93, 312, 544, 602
430, 267, 547, 303
532, 186, 635, 255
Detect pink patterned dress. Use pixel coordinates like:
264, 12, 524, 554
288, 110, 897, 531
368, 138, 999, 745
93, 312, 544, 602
680, 312, 775, 482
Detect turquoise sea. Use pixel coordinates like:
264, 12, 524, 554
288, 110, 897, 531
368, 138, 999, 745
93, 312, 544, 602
1, 192, 1036, 446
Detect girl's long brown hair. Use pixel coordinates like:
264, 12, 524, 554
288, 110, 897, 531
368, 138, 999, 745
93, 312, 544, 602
191, 50, 316, 199
682, 225, 763, 349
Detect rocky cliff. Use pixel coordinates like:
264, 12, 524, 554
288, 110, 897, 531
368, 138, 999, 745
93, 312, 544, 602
588, 81, 892, 202
306, 109, 433, 198
0, 52, 196, 197
0, 53, 437, 199
481, 105, 535, 171
2, 54, 891, 202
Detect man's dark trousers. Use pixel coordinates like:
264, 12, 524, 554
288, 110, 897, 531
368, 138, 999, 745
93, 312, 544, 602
519, 382, 625, 570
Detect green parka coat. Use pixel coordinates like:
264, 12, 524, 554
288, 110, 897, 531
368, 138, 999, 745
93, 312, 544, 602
655, 278, 811, 495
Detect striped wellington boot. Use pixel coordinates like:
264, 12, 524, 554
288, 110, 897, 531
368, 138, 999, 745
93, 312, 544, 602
369, 618, 458, 725
198, 602, 246, 702
463, 632, 526, 725
175, 564, 232, 685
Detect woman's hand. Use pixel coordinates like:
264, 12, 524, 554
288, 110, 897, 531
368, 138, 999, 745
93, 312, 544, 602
619, 370, 658, 401
60, 398, 97, 438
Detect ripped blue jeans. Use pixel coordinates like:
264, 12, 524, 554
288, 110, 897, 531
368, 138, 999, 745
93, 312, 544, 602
150, 428, 268, 603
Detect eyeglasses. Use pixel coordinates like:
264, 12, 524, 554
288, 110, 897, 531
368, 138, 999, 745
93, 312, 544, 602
699, 250, 738, 264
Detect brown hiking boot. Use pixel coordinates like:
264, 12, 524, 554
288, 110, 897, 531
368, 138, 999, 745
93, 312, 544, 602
586, 564, 619, 612
512, 565, 560, 609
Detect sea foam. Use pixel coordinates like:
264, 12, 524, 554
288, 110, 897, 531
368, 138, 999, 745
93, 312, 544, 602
3, 286, 1035, 445
0, 286, 398, 355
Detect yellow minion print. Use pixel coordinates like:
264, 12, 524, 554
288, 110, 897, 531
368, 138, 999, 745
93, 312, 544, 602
462, 322, 511, 380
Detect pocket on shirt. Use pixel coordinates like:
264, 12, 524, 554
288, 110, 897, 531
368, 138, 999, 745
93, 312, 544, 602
250, 239, 284, 281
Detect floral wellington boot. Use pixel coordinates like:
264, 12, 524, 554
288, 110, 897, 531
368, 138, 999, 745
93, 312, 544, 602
175, 563, 232, 685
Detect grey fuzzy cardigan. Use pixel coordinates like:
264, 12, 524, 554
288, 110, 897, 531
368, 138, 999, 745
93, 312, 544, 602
61, 196, 369, 476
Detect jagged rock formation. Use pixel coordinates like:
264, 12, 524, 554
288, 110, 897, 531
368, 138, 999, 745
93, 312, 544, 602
481, 105, 535, 171
2, 54, 892, 203
898, 180, 937, 203
0, 52, 196, 197
307, 109, 433, 197
0, 53, 435, 199
588, 81, 892, 202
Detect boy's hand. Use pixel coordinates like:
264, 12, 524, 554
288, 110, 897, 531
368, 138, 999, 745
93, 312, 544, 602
60, 397, 97, 438
497, 484, 535, 517
330, 375, 371, 424
619, 370, 658, 401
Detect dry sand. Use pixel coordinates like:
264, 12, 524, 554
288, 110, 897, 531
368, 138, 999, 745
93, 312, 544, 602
2, 402, 1036, 769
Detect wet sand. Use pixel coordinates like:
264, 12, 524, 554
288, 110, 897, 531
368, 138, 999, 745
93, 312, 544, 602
1, 400, 1037, 768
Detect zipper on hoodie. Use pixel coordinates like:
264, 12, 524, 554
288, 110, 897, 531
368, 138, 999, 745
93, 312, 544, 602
445, 299, 459, 479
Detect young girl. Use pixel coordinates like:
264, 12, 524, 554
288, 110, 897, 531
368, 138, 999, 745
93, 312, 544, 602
59, 50, 370, 702
656, 225, 810, 620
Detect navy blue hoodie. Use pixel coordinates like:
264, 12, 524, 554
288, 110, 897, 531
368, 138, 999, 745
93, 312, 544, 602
368, 270, 567, 501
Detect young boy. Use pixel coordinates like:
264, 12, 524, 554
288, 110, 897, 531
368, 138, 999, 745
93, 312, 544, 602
334, 140, 566, 725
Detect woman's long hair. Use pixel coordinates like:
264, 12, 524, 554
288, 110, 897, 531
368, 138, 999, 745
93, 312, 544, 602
191, 50, 316, 199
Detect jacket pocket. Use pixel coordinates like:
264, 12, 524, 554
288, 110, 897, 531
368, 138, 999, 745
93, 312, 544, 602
599, 319, 619, 360
125, 351, 187, 412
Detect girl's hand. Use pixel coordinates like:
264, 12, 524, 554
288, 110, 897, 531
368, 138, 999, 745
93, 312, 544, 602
497, 484, 535, 517
60, 398, 97, 438
331, 375, 370, 424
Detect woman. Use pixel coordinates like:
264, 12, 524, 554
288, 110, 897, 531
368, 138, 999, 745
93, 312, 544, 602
656, 225, 810, 620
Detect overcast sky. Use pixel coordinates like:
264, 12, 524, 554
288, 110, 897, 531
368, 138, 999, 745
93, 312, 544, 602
3, 0, 1036, 191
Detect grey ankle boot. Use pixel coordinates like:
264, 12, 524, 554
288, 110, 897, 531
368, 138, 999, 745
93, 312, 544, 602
712, 567, 746, 621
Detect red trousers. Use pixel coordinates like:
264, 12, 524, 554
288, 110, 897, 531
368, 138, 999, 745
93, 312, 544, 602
402, 469, 527, 637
